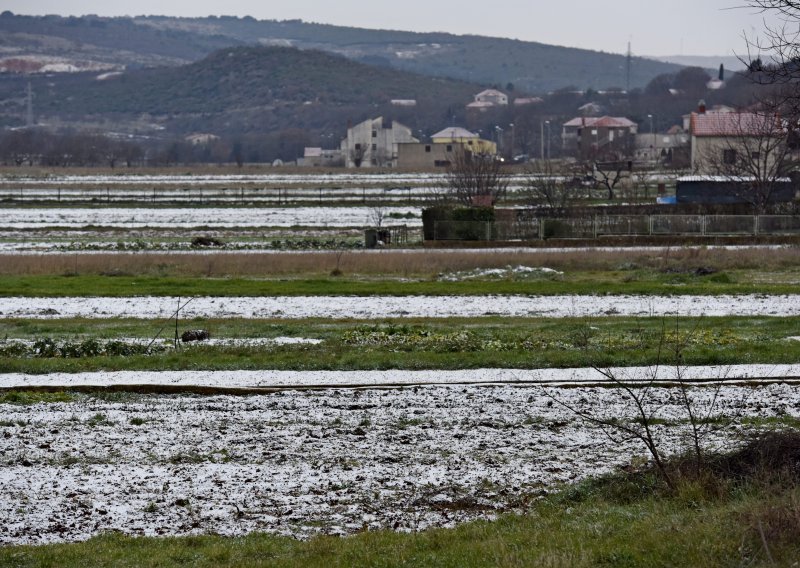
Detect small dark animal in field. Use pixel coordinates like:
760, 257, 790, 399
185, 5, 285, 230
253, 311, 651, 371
181, 329, 210, 343
191, 236, 225, 247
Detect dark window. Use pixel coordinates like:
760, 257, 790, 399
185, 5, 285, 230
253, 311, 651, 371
372, 130, 377, 138
434, 160, 451, 167
751, 151, 761, 161
372, 144, 377, 151
446, 145, 453, 152
723, 149, 737, 164
425, 145, 431, 153
355, 143, 361, 150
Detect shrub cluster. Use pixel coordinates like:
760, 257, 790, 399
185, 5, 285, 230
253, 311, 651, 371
0, 338, 168, 359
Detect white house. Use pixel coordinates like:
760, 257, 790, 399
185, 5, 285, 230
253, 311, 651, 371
340, 117, 418, 168
467, 89, 508, 111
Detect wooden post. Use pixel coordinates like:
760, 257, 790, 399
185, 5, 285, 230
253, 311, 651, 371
174, 296, 180, 349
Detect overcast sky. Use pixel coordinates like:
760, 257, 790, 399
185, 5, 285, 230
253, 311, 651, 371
4, 0, 780, 57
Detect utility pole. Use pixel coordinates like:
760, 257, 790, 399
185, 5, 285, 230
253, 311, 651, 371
540, 121, 545, 160
545, 120, 551, 160
25, 82, 34, 128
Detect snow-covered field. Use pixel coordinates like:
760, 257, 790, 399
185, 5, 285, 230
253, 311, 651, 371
0, 173, 448, 186
0, 365, 795, 391
0, 207, 422, 229
0, 187, 446, 203
1, 294, 798, 320
0, 382, 792, 545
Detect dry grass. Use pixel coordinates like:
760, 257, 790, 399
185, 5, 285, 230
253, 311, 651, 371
1, 246, 799, 277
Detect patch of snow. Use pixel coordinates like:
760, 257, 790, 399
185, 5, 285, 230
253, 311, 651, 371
0, 365, 794, 390
0, 294, 797, 320
440, 265, 563, 281
0, 207, 422, 229
0, 383, 795, 544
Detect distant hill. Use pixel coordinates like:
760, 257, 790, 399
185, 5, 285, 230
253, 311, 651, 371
3, 45, 480, 135
0, 12, 685, 93
651, 55, 747, 73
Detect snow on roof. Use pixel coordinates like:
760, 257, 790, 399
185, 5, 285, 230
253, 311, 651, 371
690, 111, 782, 136
431, 127, 479, 139
476, 89, 507, 97
513, 97, 543, 105
563, 116, 637, 128
678, 175, 792, 183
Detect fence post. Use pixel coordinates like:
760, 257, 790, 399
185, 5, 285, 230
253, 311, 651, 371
755, 215, 759, 237
434, 221, 438, 241
648, 215, 653, 236
701, 215, 706, 237
592, 215, 597, 239
539, 219, 546, 240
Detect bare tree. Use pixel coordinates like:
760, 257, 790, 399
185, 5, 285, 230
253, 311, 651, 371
524, 160, 581, 208
593, 161, 628, 200
350, 144, 369, 168
369, 206, 386, 228
743, 1, 800, 121
442, 148, 509, 206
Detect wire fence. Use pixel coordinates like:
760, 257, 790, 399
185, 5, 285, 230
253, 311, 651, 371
432, 215, 800, 241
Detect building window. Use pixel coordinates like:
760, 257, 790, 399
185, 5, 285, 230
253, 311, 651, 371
434, 160, 451, 167
723, 149, 738, 165
372, 130, 377, 138
355, 143, 361, 150
372, 144, 377, 151
446, 145, 453, 152
751, 151, 761, 161
425, 145, 431, 153
467, 141, 473, 145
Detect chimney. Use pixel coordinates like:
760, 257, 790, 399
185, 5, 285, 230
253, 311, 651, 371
698, 99, 706, 114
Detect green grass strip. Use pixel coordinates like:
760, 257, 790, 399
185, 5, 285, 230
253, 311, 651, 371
0, 274, 798, 297
1, 480, 794, 567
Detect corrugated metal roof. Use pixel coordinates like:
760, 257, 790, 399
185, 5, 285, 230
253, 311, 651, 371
690, 111, 782, 136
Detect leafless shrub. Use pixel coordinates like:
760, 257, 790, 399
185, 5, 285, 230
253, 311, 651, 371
544, 318, 746, 490
441, 148, 509, 206
524, 160, 581, 208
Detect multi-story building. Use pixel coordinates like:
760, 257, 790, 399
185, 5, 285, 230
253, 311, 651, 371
340, 117, 418, 168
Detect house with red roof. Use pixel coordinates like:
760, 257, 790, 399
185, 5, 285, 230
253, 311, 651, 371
689, 104, 785, 175
561, 116, 638, 160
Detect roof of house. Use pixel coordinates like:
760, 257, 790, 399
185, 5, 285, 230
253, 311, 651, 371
513, 97, 543, 105
563, 116, 637, 128
466, 101, 496, 109
476, 89, 507, 98
678, 175, 792, 183
690, 111, 782, 136
431, 127, 479, 139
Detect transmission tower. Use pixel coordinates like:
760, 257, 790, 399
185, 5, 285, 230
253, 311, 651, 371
626, 42, 632, 93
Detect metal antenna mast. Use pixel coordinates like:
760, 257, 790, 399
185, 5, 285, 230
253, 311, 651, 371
626, 41, 632, 92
